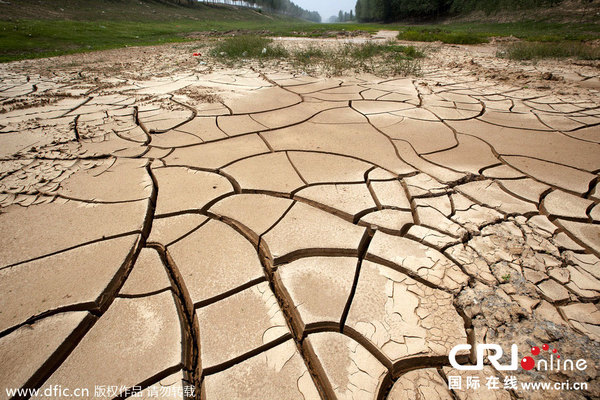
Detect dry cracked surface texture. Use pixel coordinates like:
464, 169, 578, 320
0, 33, 599, 400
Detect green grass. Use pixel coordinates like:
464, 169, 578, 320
398, 29, 488, 44
0, 0, 310, 62
1, 0, 279, 22
343, 41, 425, 59
1, 20, 182, 62
211, 35, 288, 58
499, 41, 600, 60
0, 19, 308, 62
395, 21, 600, 44
0, 19, 384, 62
293, 46, 326, 64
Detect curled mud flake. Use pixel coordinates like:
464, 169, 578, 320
304, 332, 387, 400
345, 261, 468, 367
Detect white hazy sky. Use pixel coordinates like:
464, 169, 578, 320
293, 0, 357, 20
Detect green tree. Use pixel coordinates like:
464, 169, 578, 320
355, 0, 568, 21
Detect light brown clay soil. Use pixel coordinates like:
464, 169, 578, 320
0, 32, 599, 400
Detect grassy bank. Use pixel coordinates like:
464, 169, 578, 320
395, 21, 600, 44
0, 19, 297, 62
499, 41, 600, 60
0, 18, 383, 62
3, 19, 598, 62
0, 0, 311, 62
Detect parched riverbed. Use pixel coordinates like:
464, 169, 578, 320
1, 32, 599, 400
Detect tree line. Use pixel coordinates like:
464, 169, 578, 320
354, 0, 564, 21
196, 0, 321, 22
328, 9, 355, 22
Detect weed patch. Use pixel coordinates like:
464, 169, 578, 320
398, 29, 488, 44
296, 42, 424, 76
271, 41, 423, 76
208, 39, 424, 77
499, 41, 600, 60
210, 35, 288, 59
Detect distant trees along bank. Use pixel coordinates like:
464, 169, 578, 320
354, 0, 566, 21
193, 0, 321, 22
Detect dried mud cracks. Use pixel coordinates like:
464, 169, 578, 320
1, 60, 600, 400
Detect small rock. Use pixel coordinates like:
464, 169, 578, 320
542, 72, 555, 80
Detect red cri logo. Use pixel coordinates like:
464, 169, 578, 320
522, 343, 555, 370
521, 343, 587, 371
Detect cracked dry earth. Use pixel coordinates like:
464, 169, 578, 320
1, 39, 600, 400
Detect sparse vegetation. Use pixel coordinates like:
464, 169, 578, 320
398, 29, 488, 44
296, 44, 424, 76
211, 35, 288, 58
292, 46, 327, 64
295, 42, 424, 76
499, 41, 600, 60
502, 273, 511, 283
350, 41, 424, 59
210, 37, 424, 76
